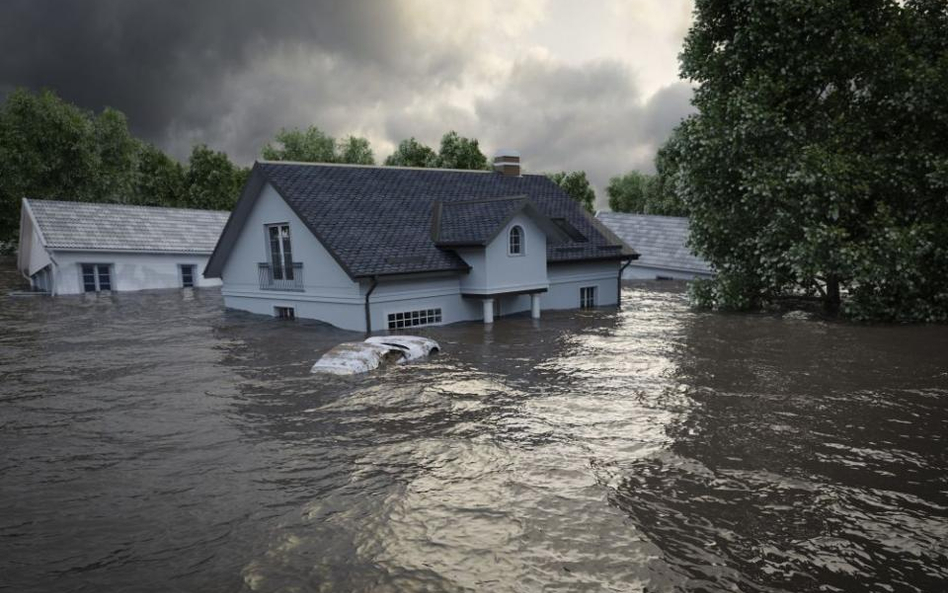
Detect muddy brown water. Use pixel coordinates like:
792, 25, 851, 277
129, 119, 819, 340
1, 258, 946, 592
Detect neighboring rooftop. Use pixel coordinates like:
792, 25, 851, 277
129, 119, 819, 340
25, 199, 230, 253
595, 212, 713, 275
210, 161, 636, 278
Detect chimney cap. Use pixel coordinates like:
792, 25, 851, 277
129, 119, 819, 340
493, 149, 521, 160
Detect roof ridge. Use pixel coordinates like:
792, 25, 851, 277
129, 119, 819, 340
257, 159, 496, 175
25, 198, 230, 216
595, 211, 689, 222
256, 159, 552, 179
442, 194, 529, 206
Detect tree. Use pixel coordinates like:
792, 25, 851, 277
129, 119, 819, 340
261, 125, 375, 164
607, 171, 652, 213
133, 142, 186, 207
434, 131, 490, 170
0, 88, 103, 246
547, 171, 596, 213
185, 144, 245, 211
677, 0, 948, 321
262, 126, 336, 163
384, 137, 438, 167
336, 135, 374, 165
93, 107, 139, 203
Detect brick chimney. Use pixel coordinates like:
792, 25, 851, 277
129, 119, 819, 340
493, 149, 521, 176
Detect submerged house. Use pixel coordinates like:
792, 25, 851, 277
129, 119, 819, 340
17, 199, 229, 295
204, 152, 637, 331
595, 212, 713, 280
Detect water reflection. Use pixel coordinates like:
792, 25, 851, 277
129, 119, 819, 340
1, 266, 946, 592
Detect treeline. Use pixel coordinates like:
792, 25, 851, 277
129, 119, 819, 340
0, 88, 605, 248
606, 129, 687, 217
0, 89, 250, 245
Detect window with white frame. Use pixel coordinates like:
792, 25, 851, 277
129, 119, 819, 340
267, 223, 294, 280
81, 264, 112, 292
180, 264, 195, 288
388, 308, 442, 329
508, 225, 524, 256
580, 286, 597, 309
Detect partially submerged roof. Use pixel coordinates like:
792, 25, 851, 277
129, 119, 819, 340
595, 212, 713, 275
25, 199, 229, 253
432, 195, 569, 246
207, 161, 636, 279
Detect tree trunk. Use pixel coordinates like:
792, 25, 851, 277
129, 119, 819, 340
825, 276, 841, 314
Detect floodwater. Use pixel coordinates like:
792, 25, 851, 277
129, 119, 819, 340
1, 259, 946, 593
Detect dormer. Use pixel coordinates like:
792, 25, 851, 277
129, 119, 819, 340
431, 196, 570, 297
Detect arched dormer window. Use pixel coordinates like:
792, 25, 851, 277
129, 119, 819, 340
508, 225, 524, 256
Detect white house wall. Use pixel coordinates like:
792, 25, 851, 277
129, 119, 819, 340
51, 251, 220, 295
16, 206, 52, 278
457, 213, 549, 295
546, 261, 620, 309
219, 182, 366, 330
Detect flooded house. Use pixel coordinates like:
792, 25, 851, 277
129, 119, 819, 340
16, 198, 229, 295
595, 212, 714, 281
204, 152, 637, 331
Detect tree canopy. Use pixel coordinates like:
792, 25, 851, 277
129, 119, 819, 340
384, 132, 490, 170
261, 126, 375, 165
607, 129, 689, 216
384, 137, 438, 167
677, 0, 948, 321
547, 171, 596, 213
0, 88, 248, 248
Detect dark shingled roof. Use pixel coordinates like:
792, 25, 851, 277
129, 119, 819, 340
434, 196, 529, 246
209, 161, 635, 279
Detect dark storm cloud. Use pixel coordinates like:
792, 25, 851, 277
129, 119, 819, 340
472, 57, 695, 207
0, 0, 465, 153
0, 0, 695, 202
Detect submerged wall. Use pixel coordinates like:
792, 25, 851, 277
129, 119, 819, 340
51, 251, 219, 295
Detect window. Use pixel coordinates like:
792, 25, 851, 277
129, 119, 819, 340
508, 225, 524, 256
180, 265, 195, 288
81, 264, 112, 292
387, 308, 442, 330
267, 224, 294, 281
275, 306, 295, 319
580, 286, 597, 309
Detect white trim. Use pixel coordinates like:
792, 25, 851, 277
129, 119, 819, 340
47, 248, 215, 255
508, 224, 525, 257
460, 282, 549, 295
221, 289, 364, 305
384, 306, 444, 329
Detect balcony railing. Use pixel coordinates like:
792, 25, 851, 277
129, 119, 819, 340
258, 262, 304, 291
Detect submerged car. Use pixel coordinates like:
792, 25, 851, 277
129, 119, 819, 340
363, 336, 440, 362
311, 336, 440, 375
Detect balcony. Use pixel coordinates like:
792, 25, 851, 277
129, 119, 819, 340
258, 262, 304, 291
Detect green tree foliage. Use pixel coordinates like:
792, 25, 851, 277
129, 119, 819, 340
547, 171, 596, 213
133, 142, 186, 207
606, 171, 652, 213
608, 129, 689, 216
262, 126, 375, 164
385, 132, 490, 170
434, 131, 490, 170
336, 136, 375, 165
185, 144, 248, 211
384, 137, 438, 167
262, 126, 335, 162
677, 0, 948, 321
0, 88, 135, 246
0, 88, 253, 249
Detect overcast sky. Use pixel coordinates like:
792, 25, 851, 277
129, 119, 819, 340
0, 0, 695, 208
